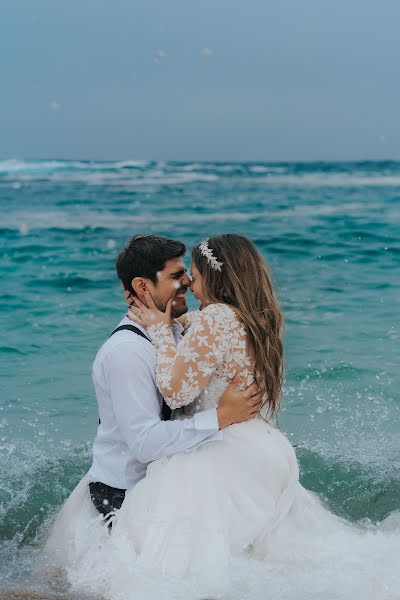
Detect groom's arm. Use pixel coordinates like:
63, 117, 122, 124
105, 341, 223, 464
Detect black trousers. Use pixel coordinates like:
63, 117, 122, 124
89, 481, 126, 527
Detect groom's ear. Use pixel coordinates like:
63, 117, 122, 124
131, 277, 149, 297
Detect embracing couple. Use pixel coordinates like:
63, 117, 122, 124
45, 233, 396, 599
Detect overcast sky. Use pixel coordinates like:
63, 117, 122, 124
1, 0, 399, 161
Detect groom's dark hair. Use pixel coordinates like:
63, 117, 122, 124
116, 234, 186, 294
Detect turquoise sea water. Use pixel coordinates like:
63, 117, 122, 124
0, 159, 399, 595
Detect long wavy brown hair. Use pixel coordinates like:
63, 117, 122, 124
192, 234, 284, 418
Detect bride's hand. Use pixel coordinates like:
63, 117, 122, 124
128, 291, 173, 330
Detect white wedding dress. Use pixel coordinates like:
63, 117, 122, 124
44, 304, 400, 600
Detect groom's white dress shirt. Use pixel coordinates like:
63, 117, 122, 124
88, 314, 222, 490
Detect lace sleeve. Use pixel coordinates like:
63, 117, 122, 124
182, 311, 199, 334
147, 304, 228, 409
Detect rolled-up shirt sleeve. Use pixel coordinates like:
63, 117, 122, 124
104, 341, 222, 464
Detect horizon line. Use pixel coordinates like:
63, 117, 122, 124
1, 156, 400, 165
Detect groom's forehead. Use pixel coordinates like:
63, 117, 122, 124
158, 257, 187, 278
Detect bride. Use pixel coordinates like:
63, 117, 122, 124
118, 234, 299, 584
45, 234, 400, 600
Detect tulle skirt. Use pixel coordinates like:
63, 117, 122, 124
44, 420, 400, 600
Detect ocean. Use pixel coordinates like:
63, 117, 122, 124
0, 159, 399, 597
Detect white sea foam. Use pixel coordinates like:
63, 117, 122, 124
112, 160, 150, 169
0, 165, 219, 187
179, 163, 209, 171
2, 160, 400, 189
251, 172, 400, 187
249, 165, 286, 174
0, 159, 150, 175
0, 159, 73, 173
282, 382, 400, 475
19, 223, 29, 235
1, 194, 393, 232
0, 209, 253, 231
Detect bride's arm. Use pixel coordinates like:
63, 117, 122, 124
148, 305, 227, 409
176, 310, 202, 332
175, 311, 197, 330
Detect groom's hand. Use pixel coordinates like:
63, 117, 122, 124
216, 375, 263, 429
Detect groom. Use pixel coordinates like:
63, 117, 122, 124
88, 234, 262, 523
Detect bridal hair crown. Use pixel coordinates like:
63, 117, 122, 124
198, 239, 224, 272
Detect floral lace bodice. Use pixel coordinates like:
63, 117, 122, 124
147, 303, 255, 415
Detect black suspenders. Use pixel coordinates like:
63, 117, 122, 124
110, 324, 151, 342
